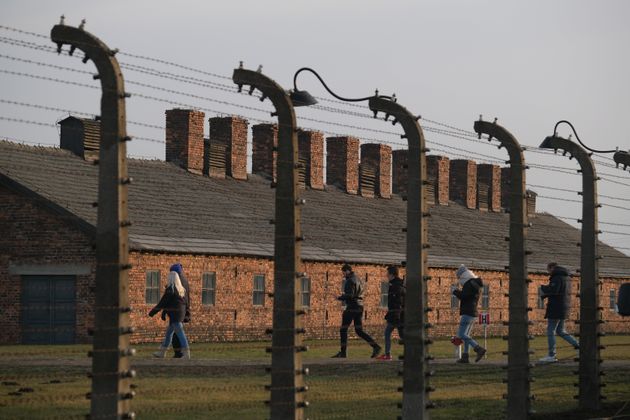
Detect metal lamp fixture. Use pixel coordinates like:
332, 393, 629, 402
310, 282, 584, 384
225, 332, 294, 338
548, 120, 630, 172
614, 150, 630, 170
290, 67, 391, 107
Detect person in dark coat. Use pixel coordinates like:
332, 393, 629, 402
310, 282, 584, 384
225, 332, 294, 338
452, 264, 486, 363
332, 263, 382, 358
149, 270, 190, 359
376, 266, 405, 361
539, 262, 579, 363
167, 263, 190, 358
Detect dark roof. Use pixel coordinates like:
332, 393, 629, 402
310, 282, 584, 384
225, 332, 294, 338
1, 140, 629, 277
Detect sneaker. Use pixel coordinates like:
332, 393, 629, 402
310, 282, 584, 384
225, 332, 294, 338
538, 355, 558, 364
376, 354, 393, 361
331, 351, 347, 358
371, 345, 382, 358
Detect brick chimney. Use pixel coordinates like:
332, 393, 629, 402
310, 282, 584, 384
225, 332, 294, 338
501, 167, 511, 209
360, 143, 392, 198
427, 155, 450, 205
252, 123, 278, 181
477, 164, 501, 212
58, 116, 100, 161
526, 189, 537, 216
165, 109, 205, 174
449, 159, 477, 209
326, 136, 360, 194
207, 116, 248, 180
297, 130, 324, 190
392, 149, 408, 196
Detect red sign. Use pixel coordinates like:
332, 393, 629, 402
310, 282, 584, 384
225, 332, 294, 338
479, 312, 490, 325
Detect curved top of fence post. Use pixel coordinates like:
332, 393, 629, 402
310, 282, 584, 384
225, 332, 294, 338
541, 135, 596, 178
233, 66, 296, 125
474, 119, 525, 166
51, 23, 126, 116
368, 96, 425, 151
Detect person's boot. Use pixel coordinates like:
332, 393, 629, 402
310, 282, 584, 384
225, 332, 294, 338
332, 348, 347, 358
153, 347, 167, 358
371, 344, 382, 358
473, 345, 487, 362
181, 348, 191, 360
456, 353, 470, 364
173, 348, 183, 358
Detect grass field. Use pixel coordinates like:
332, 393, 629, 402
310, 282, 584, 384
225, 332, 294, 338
1, 336, 629, 419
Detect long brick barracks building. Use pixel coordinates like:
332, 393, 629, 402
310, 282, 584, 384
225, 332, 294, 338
1, 109, 629, 345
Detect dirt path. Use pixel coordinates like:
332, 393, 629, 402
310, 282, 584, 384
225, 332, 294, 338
4, 356, 630, 368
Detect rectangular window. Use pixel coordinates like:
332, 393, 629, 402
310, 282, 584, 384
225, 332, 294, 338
380, 282, 389, 308
301, 277, 311, 308
482, 284, 490, 310
537, 286, 545, 309
450, 285, 459, 309
610, 289, 617, 310
145, 271, 160, 304
253, 275, 265, 306
202, 272, 216, 306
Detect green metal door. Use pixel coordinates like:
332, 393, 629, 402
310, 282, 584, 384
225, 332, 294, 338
21, 275, 76, 344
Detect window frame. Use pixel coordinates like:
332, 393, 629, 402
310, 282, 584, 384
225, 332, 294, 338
301, 277, 311, 308
253, 274, 265, 307
380, 281, 389, 309
145, 270, 160, 304
481, 284, 490, 310
450, 285, 459, 309
202, 272, 217, 306
610, 288, 617, 310
537, 286, 545, 309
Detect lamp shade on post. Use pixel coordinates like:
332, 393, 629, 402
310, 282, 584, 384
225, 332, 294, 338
290, 90, 318, 107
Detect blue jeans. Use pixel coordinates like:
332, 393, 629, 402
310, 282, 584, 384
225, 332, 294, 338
547, 319, 579, 357
384, 322, 404, 355
457, 314, 479, 353
161, 322, 189, 349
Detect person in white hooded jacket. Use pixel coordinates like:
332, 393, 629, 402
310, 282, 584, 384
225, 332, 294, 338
452, 264, 487, 363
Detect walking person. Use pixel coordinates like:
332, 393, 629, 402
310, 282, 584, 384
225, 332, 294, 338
539, 262, 580, 363
452, 264, 487, 363
376, 266, 405, 361
149, 270, 191, 359
168, 263, 191, 358
332, 263, 382, 358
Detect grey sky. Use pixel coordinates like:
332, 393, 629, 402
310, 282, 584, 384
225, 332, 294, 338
1, 0, 629, 257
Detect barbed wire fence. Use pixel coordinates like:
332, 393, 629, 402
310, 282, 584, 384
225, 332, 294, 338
1, 21, 629, 420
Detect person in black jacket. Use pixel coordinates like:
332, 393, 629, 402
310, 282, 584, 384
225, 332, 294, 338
539, 262, 579, 363
332, 263, 382, 358
149, 271, 190, 359
452, 264, 486, 363
167, 263, 190, 358
376, 266, 405, 361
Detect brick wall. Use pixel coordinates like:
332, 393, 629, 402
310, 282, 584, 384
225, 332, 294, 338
208, 116, 248, 180
360, 143, 392, 199
1, 183, 628, 344
449, 159, 477, 209
297, 130, 324, 190
252, 123, 278, 181
392, 149, 408, 196
0, 185, 95, 344
326, 136, 360, 194
165, 109, 205, 174
477, 164, 501, 212
427, 155, 450, 205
